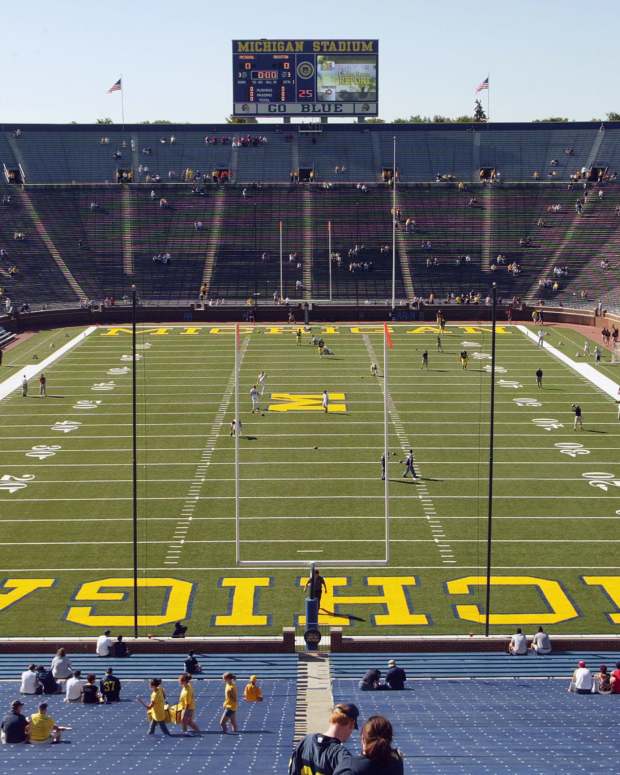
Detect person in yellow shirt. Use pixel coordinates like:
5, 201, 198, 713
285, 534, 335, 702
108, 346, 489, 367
138, 678, 171, 736
220, 672, 238, 733
178, 673, 200, 735
27, 702, 66, 744
243, 675, 263, 703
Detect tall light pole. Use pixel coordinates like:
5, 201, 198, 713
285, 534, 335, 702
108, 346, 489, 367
391, 136, 397, 310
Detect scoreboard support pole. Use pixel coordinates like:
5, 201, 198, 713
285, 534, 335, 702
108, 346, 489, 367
279, 221, 283, 301
391, 136, 397, 310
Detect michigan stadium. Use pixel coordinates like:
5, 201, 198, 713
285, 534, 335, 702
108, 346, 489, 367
1, 4, 620, 772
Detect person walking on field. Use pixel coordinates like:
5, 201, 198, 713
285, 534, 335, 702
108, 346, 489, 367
257, 370, 266, 396
536, 368, 543, 389
421, 350, 429, 369
572, 403, 583, 430
402, 449, 417, 480
39, 373, 47, 397
22, 375, 28, 397
322, 390, 329, 414
250, 385, 260, 414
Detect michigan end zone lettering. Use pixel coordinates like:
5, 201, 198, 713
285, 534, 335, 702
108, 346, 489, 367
2, 576, 620, 629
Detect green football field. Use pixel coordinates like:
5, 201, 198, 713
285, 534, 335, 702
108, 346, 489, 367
0, 321, 619, 638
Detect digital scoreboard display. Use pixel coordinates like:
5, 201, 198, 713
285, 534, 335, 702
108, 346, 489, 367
233, 39, 378, 117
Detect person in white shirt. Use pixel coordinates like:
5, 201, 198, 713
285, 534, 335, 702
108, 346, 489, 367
530, 626, 552, 655
537, 329, 545, 348
249, 386, 260, 414
569, 661, 593, 694
65, 670, 84, 703
322, 390, 329, 414
96, 630, 113, 657
20, 664, 41, 694
508, 628, 528, 655
257, 371, 266, 396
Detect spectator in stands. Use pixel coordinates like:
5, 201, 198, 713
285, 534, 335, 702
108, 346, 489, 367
51, 648, 73, 683
171, 621, 188, 638
351, 715, 404, 774
100, 668, 121, 703
111, 635, 130, 658
184, 651, 202, 675
569, 661, 594, 694
243, 675, 263, 702
96, 629, 113, 657
508, 628, 528, 655
385, 660, 407, 690
530, 626, 551, 655
289, 703, 358, 774
1, 700, 28, 744
594, 665, 612, 694
20, 664, 41, 695
36, 665, 59, 695
27, 702, 65, 744
359, 668, 382, 691
82, 674, 101, 704
610, 661, 620, 693
64, 670, 84, 703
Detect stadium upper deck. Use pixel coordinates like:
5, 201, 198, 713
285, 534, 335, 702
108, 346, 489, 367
1, 121, 620, 184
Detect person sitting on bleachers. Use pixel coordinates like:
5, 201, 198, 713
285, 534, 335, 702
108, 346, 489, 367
27, 702, 67, 744
64, 670, 84, 703
243, 675, 263, 702
37, 665, 59, 695
352, 715, 404, 775
508, 628, 528, 655
20, 664, 41, 695
359, 668, 382, 691
1, 700, 28, 744
184, 651, 202, 675
111, 635, 130, 658
81, 674, 101, 704
594, 665, 612, 695
171, 621, 188, 638
159, 197, 168, 209
385, 660, 407, 690
569, 660, 594, 694
530, 626, 551, 655
100, 668, 121, 703
51, 648, 73, 683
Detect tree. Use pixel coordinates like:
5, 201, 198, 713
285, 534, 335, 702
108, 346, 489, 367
139, 120, 173, 124
473, 100, 487, 123
532, 117, 569, 123
364, 118, 386, 124
226, 115, 258, 124
606, 112, 620, 122
96, 118, 113, 124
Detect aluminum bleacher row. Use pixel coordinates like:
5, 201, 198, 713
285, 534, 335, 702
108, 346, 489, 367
1, 122, 620, 310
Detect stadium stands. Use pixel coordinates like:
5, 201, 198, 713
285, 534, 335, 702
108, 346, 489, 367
1, 121, 620, 309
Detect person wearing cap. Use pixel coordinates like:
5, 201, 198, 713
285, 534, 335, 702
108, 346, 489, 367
568, 660, 594, 694
385, 660, 406, 691
220, 672, 238, 733
178, 673, 200, 735
1, 700, 28, 744
243, 675, 263, 702
27, 702, 66, 744
288, 703, 358, 774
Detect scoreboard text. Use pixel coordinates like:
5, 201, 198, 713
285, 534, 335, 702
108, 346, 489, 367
232, 39, 378, 117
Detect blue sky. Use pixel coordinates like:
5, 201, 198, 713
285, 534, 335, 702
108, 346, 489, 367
1, 0, 618, 124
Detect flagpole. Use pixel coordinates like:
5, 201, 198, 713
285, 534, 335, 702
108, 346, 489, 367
234, 323, 240, 564
487, 73, 490, 122
383, 324, 390, 563
391, 136, 396, 310
121, 74, 126, 131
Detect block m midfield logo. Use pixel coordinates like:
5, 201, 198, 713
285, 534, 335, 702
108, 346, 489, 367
268, 393, 347, 412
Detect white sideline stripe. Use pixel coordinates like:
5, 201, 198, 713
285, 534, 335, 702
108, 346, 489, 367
0, 494, 612, 502
516, 325, 619, 399
0, 538, 613, 546
0, 326, 96, 401
0, 565, 616, 572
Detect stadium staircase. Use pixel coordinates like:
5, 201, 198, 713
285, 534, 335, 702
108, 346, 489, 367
200, 187, 226, 296
302, 189, 314, 300
120, 187, 134, 276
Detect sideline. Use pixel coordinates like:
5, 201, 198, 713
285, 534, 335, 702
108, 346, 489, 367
0, 326, 97, 401
516, 325, 619, 400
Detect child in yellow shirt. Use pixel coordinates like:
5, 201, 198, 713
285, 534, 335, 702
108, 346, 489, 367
220, 672, 238, 733
243, 675, 263, 702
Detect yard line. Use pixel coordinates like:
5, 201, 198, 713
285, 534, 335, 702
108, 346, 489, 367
2, 564, 619, 572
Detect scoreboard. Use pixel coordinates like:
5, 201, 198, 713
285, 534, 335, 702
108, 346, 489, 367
232, 39, 378, 117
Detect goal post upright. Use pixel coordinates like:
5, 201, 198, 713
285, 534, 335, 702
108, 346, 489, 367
234, 323, 241, 564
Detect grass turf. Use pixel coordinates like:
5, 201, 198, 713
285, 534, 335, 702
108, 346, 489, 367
0, 322, 618, 637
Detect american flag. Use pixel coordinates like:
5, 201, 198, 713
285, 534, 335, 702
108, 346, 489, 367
107, 78, 122, 94
475, 77, 489, 93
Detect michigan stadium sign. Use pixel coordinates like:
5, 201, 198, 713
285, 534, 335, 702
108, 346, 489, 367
232, 39, 379, 117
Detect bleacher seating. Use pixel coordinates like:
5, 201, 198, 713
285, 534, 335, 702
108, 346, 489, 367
0, 676, 296, 775
1, 122, 620, 308
332, 676, 620, 773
